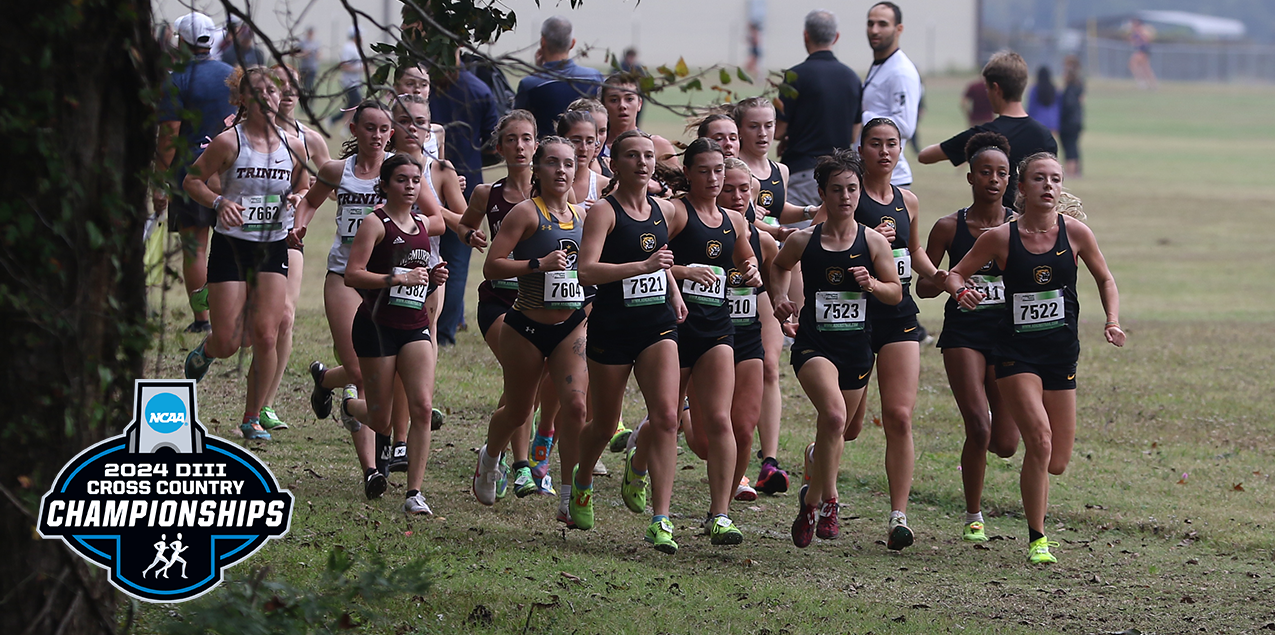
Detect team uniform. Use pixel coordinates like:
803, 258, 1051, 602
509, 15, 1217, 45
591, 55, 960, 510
936, 208, 1014, 358
505, 198, 587, 356
669, 199, 736, 368
585, 195, 677, 365
730, 204, 765, 364
351, 208, 436, 357
329, 153, 389, 275
283, 120, 314, 255
754, 160, 786, 221
994, 217, 1080, 390
207, 124, 294, 283
476, 179, 522, 336
789, 224, 875, 390
855, 186, 922, 352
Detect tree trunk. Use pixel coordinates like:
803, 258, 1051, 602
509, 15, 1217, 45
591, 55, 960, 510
0, 1, 160, 633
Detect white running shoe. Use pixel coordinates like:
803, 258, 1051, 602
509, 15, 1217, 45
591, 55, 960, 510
734, 476, 758, 501
338, 385, 361, 432
592, 461, 609, 476
403, 492, 433, 516
472, 444, 504, 506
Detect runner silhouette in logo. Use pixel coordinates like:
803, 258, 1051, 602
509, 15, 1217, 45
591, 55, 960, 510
156, 533, 189, 579
142, 534, 169, 578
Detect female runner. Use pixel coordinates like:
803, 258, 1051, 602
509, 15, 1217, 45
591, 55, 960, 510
915, 132, 1020, 542
183, 67, 309, 442
572, 130, 687, 554
340, 153, 449, 515
472, 137, 589, 512
768, 149, 901, 548
566, 98, 608, 178
559, 109, 610, 208
946, 152, 1123, 564
290, 100, 395, 498
392, 64, 447, 160
665, 138, 760, 544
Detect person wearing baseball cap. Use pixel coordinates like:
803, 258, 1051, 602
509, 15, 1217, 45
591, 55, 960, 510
155, 12, 237, 333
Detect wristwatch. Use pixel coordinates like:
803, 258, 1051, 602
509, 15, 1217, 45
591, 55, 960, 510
528, 258, 540, 272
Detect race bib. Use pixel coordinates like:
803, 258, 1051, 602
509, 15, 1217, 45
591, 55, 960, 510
337, 205, 370, 243
964, 274, 1006, 310
242, 195, 283, 232
681, 264, 726, 306
622, 270, 667, 307
387, 266, 428, 310
729, 287, 758, 325
814, 291, 866, 331
892, 248, 912, 282
1012, 290, 1065, 332
543, 270, 584, 309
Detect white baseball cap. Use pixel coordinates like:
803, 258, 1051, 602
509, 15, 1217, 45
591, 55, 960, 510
174, 12, 217, 47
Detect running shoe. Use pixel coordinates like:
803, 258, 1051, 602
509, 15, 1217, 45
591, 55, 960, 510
495, 453, 511, 500
530, 433, 555, 479
888, 514, 915, 551
1028, 537, 1059, 564
309, 361, 333, 419
963, 521, 989, 542
430, 407, 445, 431
471, 445, 505, 506
734, 476, 758, 502
593, 461, 609, 476
792, 497, 818, 548
184, 340, 213, 382
709, 515, 744, 546
755, 459, 790, 495
816, 498, 840, 540
259, 406, 288, 431
608, 425, 632, 453
556, 496, 576, 529
388, 442, 408, 473
337, 385, 361, 432
644, 517, 678, 554
568, 466, 595, 530
364, 470, 387, 500
240, 419, 271, 441
535, 473, 556, 496
375, 434, 391, 476
513, 466, 537, 498
183, 320, 211, 334
802, 442, 815, 485
620, 447, 648, 513
189, 286, 210, 313
403, 492, 433, 516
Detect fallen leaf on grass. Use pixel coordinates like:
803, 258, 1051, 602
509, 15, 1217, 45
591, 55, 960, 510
305, 468, 324, 479
872, 416, 882, 427
1233, 483, 1245, 491
1177, 473, 1188, 484
560, 571, 583, 584
1180, 596, 1195, 604
466, 605, 493, 627
974, 544, 990, 550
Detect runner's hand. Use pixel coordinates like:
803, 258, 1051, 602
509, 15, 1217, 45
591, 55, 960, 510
430, 262, 449, 285
873, 222, 896, 243
644, 246, 674, 273
218, 200, 245, 228
539, 250, 569, 272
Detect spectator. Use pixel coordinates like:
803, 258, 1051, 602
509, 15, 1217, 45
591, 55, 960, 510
218, 16, 265, 68
330, 26, 364, 125
620, 47, 643, 75
1027, 65, 1060, 134
297, 26, 321, 94
776, 9, 863, 207
1128, 17, 1156, 90
918, 51, 1056, 210
431, 55, 501, 344
861, 1, 922, 187
154, 12, 235, 333
1059, 55, 1085, 177
514, 16, 604, 139
960, 77, 994, 126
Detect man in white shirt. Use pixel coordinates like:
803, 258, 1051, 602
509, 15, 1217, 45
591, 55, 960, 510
861, 2, 922, 187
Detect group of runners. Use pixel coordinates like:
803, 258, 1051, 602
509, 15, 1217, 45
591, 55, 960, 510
171, 26, 1124, 568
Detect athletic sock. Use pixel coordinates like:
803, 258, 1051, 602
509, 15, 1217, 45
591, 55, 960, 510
890, 510, 907, 523
1029, 527, 1045, 543
243, 413, 260, 424
965, 511, 985, 525
479, 448, 500, 470
631, 463, 647, 477
652, 514, 669, 524
406, 489, 420, 498
512, 460, 531, 471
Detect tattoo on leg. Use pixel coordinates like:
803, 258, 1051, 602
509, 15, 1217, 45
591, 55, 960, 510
572, 336, 586, 359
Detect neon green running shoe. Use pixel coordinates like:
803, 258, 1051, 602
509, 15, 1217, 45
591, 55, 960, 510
644, 517, 678, 554
608, 425, 632, 453
495, 453, 511, 500
189, 286, 209, 313
259, 406, 288, 431
568, 466, 595, 530
620, 447, 648, 513
1028, 536, 1059, 564
963, 521, 989, 542
709, 515, 743, 546
513, 466, 537, 498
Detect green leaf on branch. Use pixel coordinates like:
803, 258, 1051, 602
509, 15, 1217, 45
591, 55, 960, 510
371, 63, 391, 88
737, 67, 753, 83
674, 57, 689, 77
719, 68, 732, 85
370, 42, 395, 55
639, 75, 657, 94
679, 78, 703, 92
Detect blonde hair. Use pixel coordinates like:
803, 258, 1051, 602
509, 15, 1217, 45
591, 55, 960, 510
566, 97, 606, 114
723, 157, 749, 172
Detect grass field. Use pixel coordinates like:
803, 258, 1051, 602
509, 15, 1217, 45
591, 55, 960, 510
134, 77, 1275, 634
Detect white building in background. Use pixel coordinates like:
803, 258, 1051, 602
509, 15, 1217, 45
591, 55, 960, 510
153, 0, 976, 75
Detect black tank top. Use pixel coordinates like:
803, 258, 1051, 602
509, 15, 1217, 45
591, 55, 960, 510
478, 178, 523, 306
359, 208, 434, 330
756, 160, 786, 219
942, 207, 1013, 329
727, 204, 764, 331
994, 216, 1080, 364
796, 223, 874, 345
591, 194, 675, 329
669, 198, 734, 339
855, 185, 919, 321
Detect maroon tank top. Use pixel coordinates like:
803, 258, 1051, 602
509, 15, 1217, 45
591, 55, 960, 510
477, 178, 523, 307
359, 207, 435, 330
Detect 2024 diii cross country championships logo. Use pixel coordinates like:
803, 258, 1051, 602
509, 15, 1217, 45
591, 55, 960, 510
37, 380, 294, 602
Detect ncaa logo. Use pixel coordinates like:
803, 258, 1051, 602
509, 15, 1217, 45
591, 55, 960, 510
639, 233, 657, 252
145, 393, 187, 434
706, 240, 723, 259
826, 267, 845, 284
759, 190, 774, 208
1034, 266, 1052, 285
